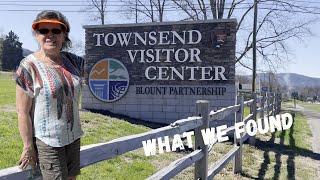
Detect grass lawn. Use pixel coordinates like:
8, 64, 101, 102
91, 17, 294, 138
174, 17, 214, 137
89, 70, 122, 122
0, 72, 184, 179
171, 107, 318, 179
283, 99, 320, 112
300, 102, 320, 112
78, 112, 160, 179
0, 111, 21, 168
0, 73, 319, 179
0, 72, 15, 106
0, 72, 19, 168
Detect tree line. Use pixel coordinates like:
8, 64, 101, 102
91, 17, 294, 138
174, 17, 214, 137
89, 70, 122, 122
0, 30, 23, 71
1, 0, 317, 74
86, 0, 316, 73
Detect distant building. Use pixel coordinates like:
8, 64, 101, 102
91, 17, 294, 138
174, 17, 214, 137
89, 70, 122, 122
236, 79, 261, 93
306, 97, 314, 103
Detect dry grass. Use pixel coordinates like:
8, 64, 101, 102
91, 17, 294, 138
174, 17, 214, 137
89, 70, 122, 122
149, 110, 318, 180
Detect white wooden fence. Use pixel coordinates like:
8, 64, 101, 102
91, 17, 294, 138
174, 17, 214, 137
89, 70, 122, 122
0, 92, 281, 180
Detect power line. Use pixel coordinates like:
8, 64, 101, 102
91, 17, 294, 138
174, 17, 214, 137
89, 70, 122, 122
0, 0, 121, 2
0, 6, 319, 14
0, 1, 319, 15
0, 0, 320, 3
0, 0, 320, 6
0, 3, 121, 6
0, 0, 319, 7
0, 2, 320, 7
0, 2, 320, 12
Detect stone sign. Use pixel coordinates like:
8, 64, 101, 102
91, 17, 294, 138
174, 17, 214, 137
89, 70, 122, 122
82, 19, 237, 124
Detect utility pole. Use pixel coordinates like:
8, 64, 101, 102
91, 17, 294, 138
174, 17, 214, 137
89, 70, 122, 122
252, 0, 258, 93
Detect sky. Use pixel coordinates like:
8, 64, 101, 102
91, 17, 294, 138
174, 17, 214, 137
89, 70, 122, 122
0, 0, 320, 78
284, 22, 320, 78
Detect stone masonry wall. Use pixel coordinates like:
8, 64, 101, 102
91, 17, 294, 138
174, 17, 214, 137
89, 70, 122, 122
82, 19, 237, 124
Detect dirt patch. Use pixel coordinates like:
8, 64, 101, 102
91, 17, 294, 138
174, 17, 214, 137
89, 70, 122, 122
0, 104, 16, 112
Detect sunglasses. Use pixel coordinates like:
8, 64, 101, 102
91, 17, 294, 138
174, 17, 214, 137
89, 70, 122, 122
37, 28, 63, 35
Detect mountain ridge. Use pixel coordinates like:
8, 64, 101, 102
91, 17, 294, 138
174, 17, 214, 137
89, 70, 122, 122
276, 73, 320, 88
238, 73, 320, 88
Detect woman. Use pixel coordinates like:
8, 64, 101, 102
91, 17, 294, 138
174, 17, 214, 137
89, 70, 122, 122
15, 10, 84, 180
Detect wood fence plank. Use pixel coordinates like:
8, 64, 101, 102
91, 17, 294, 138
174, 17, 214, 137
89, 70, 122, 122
0, 167, 32, 180
273, 94, 277, 116
249, 94, 257, 145
147, 150, 203, 180
233, 96, 244, 174
256, 107, 263, 113
209, 98, 254, 121
1, 117, 203, 179
207, 146, 239, 179
1, 93, 282, 180
244, 99, 254, 106
80, 116, 202, 168
194, 100, 209, 180
209, 105, 240, 121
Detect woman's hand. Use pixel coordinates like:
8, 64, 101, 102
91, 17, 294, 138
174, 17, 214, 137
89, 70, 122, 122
16, 85, 36, 170
19, 146, 37, 170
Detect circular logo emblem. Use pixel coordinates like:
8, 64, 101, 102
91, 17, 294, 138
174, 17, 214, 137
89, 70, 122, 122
89, 58, 129, 102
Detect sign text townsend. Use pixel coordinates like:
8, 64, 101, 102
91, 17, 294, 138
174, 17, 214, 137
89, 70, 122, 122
92, 30, 227, 81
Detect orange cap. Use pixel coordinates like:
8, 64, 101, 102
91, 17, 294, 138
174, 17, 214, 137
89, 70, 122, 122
32, 19, 69, 32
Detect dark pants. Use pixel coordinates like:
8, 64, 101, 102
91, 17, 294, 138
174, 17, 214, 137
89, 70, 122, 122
36, 138, 81, 180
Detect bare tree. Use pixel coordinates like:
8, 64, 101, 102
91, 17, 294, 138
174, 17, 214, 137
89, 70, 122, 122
231, 1, 315, 72
170, 0, 224, 20
68, 38, 85, 56
169, 0, 316, 72
86, 0, 108, 25
171, 0, 207, 20
211, 0, 225, 19
120, 0, 167, 22
87, 0, 316, 73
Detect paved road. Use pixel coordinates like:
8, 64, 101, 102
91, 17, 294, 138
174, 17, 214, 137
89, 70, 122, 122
299, 105, 320, 154
295, 105, 320, 177
284, 104, 320, 153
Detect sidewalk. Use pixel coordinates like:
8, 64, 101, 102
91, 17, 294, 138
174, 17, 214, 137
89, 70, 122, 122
292, 105, 320, 176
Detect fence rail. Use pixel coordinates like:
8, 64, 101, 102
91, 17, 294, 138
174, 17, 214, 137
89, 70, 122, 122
0, 92, 281, 180
147, 149, 203, 180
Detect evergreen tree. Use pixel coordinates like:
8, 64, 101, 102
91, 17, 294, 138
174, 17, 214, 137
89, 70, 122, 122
0, 38, 3, 71
1, 31, 23, 71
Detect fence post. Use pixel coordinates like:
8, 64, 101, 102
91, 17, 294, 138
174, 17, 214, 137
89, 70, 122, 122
266, 93, 270, 116
278, 93, 281, 114
273, 93, 276, 116
272, 93, 278, 116
276, 94, 279, 114
260, 93, 265, 119
233, 96, 244, 174
249, 93, 257, 145
278, 93, 282, 114
194, 100, 209, 180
